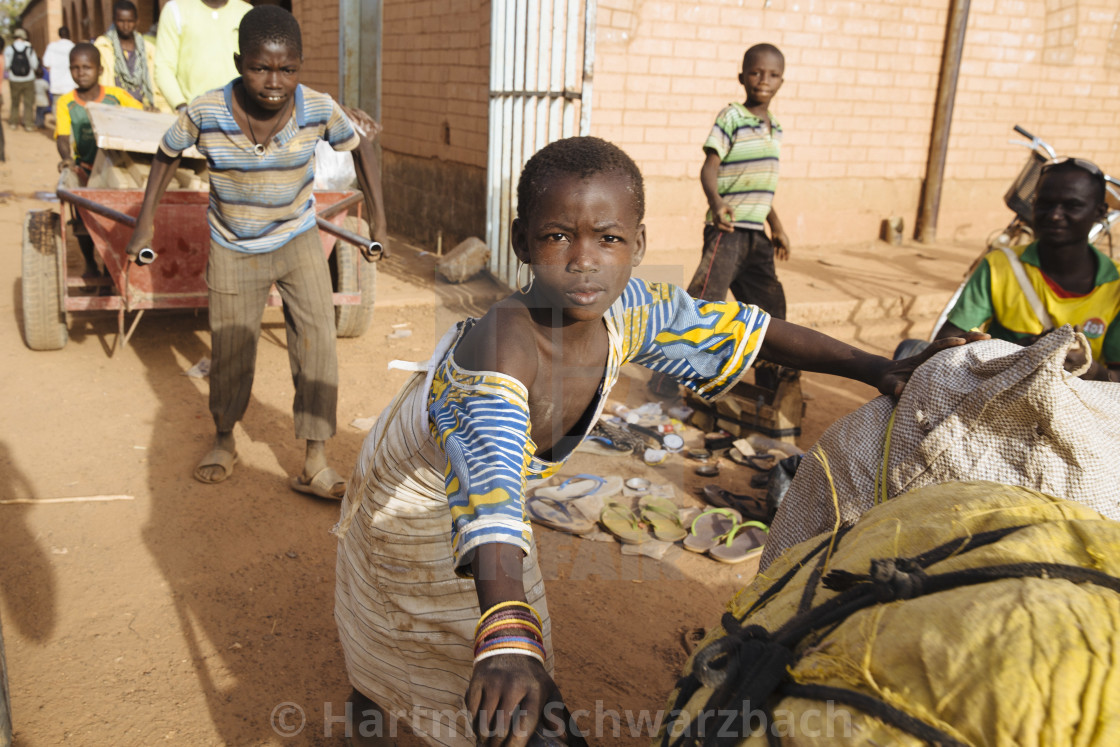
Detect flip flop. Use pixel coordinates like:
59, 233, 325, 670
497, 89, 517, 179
683, 508, 741, 554
599, 501, 649, 544
534, 474, 622, 501
700, 485, 769, 523
638, 495, 687, 542
193, 448, 238, 484
526, 496, 597, 535
708, 521, 769, 564
290, 466, 347, 501
728, 448, 778, 471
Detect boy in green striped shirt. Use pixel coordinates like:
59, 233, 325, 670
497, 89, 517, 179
653, 43, 792, 397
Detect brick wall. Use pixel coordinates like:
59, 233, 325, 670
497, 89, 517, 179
291, 0, 337, 96
381, 0, 490, 167
594, 0, 1120, 251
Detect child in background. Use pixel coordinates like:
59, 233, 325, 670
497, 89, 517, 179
334, 136, 982, 746
55, 43, 142, 278
33, 66, 51, 129
95, 0, 160, 111
651, 43, 792, 398
125, 6, 387, 494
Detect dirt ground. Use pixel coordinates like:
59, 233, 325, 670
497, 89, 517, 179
0, 120, 906, 746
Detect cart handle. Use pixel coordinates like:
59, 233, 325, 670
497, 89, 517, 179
56, 188, 138, 228
316, 216, 384, 262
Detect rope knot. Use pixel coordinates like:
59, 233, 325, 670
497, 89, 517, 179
692, 623, 788, 690
869, 557, 926, 601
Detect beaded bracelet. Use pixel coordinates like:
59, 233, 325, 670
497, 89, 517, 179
475, 647, 545, 665
474, 601, 542, 636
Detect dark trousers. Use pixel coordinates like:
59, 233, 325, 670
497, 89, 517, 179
8, 80, 35, 129
206, 229, 338, 441
687, 225, 787, 319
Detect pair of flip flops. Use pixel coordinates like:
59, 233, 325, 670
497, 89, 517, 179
526, 474, 623, 535
683, 507, 768, 564
599, 496, 687, 544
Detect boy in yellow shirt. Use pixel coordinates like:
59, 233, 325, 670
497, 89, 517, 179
55, 42, 142, 276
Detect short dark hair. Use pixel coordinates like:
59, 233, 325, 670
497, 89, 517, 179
239, 5, 302, 59
1039, 159, 1107, 204
517, 136, 645, 224
58, 26, 71, 38
70, 42, 100, 65
744, 43, 784, 70
113, 1, 137, 15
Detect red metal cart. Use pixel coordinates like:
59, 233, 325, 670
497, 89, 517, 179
20, 185, 381, 352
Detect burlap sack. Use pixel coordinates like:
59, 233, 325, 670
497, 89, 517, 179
761, 326, 1120, 569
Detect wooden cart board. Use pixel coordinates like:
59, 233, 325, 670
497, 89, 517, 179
86, 102, 203, 159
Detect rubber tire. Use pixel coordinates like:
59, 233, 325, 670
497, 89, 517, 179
330, 216, 376, 339
20, 210, 68, 351
0, 612, 11, 747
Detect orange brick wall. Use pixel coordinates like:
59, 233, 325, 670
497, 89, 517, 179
380, 0, 491, 167
291, 0, 338, 96
594, 0, 1120, 250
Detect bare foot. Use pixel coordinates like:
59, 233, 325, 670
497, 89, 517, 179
193, 431, 237, 484
295, 440, 345, 499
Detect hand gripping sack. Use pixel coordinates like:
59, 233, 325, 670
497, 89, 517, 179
761, 327, 1120, 569
657, 481, 1120, 746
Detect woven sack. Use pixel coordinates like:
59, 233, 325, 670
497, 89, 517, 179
761, 327, 1120, 569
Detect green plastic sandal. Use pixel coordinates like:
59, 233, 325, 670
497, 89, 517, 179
682, 508, 741, 554
599, 501, 649, 544
638, 495, 688, 542
708, 521, 769, 564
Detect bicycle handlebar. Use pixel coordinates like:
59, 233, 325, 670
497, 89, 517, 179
1013, 124, 1035, 140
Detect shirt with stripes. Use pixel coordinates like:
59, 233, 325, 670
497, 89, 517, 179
703, 102, 782, 231
159, 81, 360, 254
429, 278, 771, 571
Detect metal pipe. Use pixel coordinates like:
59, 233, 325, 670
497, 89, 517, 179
57, 188, 138, 227
315, 217, 384, 262
916, 0, 970, 243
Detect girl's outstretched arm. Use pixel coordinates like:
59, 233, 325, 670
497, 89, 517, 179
467, 544, 568, 747
759, 318, 987, 398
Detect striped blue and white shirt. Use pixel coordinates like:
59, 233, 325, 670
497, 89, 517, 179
160, 81, 360, 253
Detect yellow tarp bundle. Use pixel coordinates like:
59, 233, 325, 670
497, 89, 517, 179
658, 481, 1120, 746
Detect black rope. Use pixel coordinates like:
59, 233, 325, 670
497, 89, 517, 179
781, 683, 969, 746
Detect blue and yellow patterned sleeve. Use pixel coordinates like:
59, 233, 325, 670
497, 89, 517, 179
158, 104, 201, 157
429, 359, 535, 574
617, 279, 770, 401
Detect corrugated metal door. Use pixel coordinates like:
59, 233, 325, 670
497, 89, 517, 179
486, 0, 597, 287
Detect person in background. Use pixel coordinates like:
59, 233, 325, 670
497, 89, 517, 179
154, 0, 251, 111
41, 25, 76, 107
935, 159, 1120, 382
6, 29, 39, 132
0, 38, 6, 160
95, 0, 161, 111
33, 66, 51, 128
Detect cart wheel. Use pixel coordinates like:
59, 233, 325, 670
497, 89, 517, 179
331, 216, 376, 339
20, 210, 68, 351
0, 613, 11, 747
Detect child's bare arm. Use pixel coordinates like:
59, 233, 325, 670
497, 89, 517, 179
701, 149, 733, 231
767, 208, 790, 260
467, 544, 563, 747
125, 149, 183, 258
56, 135, 72, 166
761, 318, 987, 397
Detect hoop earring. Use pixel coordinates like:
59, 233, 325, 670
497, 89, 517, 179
517, 261, 534, 295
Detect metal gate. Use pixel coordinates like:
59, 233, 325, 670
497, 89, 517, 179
486, 0, 597, 287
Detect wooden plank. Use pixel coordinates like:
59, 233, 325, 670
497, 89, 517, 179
86, 102, 203, 159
